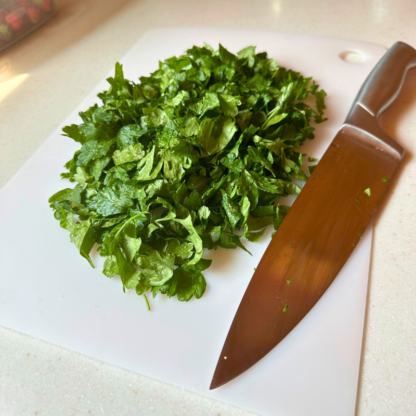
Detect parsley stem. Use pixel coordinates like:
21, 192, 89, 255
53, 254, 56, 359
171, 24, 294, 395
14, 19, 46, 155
115, 211, 149, 240
143, 294, 151, 311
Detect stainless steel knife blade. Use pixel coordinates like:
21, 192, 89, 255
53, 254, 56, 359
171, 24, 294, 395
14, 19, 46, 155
210, 41, 416, 390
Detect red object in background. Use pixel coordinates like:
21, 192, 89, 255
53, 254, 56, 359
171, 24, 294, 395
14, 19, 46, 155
33, 0, 51, 13
27, 6, 40, 23
5, 8, 24, 30
0, 0, 55, 52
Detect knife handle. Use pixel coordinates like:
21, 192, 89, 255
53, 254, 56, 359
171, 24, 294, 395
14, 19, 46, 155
347, 41, 416, 119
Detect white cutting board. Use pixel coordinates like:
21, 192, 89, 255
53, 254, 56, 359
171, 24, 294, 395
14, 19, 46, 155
0, 29, 385, 416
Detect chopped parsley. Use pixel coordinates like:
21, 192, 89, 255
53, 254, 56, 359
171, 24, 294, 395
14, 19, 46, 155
48, 44, 327, 307
364, 188, 371, 196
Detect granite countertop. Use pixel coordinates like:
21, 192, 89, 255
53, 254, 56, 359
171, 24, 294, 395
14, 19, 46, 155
0, 0, 415, 415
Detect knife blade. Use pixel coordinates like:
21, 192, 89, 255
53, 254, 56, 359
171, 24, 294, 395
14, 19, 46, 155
210, 41, 416, 390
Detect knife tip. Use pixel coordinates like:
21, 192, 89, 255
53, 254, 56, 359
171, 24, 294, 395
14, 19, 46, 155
209, 381, 217, 390
209, 376, 224, 390
209, 358, 236, 390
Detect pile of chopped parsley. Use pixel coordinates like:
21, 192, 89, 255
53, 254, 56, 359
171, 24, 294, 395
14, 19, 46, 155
49, 44, 326, 308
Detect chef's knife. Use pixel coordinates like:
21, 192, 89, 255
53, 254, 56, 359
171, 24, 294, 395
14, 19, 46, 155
210, 41, 416, 390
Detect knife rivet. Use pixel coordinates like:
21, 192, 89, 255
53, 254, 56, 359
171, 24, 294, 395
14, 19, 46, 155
224, 356, 227, 360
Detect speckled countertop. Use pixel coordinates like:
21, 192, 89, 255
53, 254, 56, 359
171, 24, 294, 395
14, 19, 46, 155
0, 1, 415, 415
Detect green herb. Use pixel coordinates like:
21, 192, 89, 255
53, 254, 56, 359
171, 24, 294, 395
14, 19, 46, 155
143, 293, 151, 311
308, 157, 318, 162
364, 188, 371, 196
308, 165, 317, 175
286, 280, 291, 284
382, 177, 389, 183
49, 44, 326, 306
356, 197, 359, 202
283, 304, 288, 312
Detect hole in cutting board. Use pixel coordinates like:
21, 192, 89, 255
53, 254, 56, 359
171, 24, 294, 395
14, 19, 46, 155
339, 50, 365, 64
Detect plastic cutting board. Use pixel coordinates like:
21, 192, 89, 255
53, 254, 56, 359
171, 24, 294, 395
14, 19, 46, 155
0, 29, 386, 416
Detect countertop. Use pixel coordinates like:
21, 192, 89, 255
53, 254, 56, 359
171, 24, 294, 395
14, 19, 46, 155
0, 1, 415, 415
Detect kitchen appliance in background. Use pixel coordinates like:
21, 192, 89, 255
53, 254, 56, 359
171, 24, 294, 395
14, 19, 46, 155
0, 0, 55, 53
